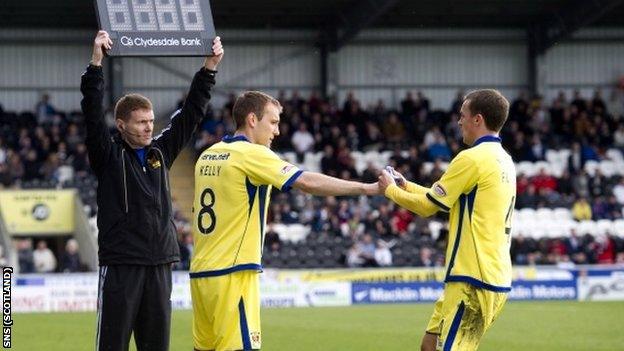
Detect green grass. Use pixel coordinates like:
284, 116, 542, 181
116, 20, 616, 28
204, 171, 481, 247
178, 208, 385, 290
12, 301, 624, 350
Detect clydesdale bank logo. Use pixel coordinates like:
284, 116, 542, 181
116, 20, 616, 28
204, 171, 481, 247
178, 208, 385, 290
119, 36, 202, 48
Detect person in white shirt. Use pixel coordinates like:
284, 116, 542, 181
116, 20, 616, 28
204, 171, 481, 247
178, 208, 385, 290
33, 240, 57, 273
291, 123, 315, 162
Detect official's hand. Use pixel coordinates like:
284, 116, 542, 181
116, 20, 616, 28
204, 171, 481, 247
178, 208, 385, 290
204, 36, 224, 71
378, 170, 396, 194
91, 30, 112, 66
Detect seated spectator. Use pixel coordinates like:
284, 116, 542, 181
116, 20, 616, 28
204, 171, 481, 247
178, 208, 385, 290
416, 246, 435, 267
532, 168, 558, 192
265, 225, 281, 249
60, 239, 82, 273
374, 240, 393, 267
510, 234, 534, 265
572, 196, 592, 221
352, 234, 377, 267
33, 240, 56, 273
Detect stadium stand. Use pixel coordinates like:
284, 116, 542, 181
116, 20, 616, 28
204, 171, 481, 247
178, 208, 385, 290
2, 87, 624, 271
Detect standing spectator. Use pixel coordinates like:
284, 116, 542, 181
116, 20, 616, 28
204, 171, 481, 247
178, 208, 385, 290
382, 112, 406, 147
571, 170, 590, 199
607, 90, 624, 121
35, 93, 57, 125
17, 239, 34, 273
401, 91, 417, 117
0, 245, 7, 267
291, 123, 315, 163
33, 240, 57, 273
571, 90, 587, 112
60, 239, 82, 273
613, 123, 624, 152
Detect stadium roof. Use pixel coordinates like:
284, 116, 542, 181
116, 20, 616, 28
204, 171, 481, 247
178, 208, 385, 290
1, 0, 624, 30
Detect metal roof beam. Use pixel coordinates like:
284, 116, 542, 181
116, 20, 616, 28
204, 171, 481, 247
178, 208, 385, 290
331, 0, 400, 51
537, 0, 623, 53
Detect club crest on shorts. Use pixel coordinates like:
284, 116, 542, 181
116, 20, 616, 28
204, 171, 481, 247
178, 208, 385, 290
250, 331, 261, 348
433, 183, 447, 197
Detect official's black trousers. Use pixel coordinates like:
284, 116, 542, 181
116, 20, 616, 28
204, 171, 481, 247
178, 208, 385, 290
96, 264, 173, 351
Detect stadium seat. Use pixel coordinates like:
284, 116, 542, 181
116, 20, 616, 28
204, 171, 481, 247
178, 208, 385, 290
596, 219, 615, 236
517, 161, 536, 177
576, 220, 597, 236
517, 208, 536, 222
584, 160, 599, 177
606, 149, 623, 162
553, 208, 573, 221
536, 208, 553, 221
613, 220, 624, 238
599, 161, 618, 177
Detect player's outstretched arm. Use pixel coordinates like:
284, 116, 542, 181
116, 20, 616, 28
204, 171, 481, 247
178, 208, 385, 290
379, 170, 438, 217
292, 172, 379, 197
80, 30, 113, 175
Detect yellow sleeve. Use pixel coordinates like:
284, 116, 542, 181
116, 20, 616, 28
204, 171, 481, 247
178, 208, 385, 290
244, 146, 303, 191
426, 152, 478, 212
405, 181, 429, 195
385, 184, 439, 217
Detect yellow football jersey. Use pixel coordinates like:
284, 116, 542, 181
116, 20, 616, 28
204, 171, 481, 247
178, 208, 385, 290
190, 135, 302, 277
426, 135, 516, 292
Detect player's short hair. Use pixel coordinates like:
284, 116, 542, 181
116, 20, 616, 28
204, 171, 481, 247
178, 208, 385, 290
232, 91, 282, 129
114, 94, 153, 121
464, 89, 509, 132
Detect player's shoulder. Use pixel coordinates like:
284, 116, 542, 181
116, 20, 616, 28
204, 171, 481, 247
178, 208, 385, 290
452, 148, 479, 164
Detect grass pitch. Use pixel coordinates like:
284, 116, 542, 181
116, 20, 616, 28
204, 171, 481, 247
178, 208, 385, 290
13, 301, 624, 350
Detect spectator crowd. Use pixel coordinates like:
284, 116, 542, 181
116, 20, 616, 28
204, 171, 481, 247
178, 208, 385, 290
2, 85, 624, 272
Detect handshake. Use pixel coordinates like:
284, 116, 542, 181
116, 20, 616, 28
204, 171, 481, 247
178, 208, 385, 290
375, 165, 407, 194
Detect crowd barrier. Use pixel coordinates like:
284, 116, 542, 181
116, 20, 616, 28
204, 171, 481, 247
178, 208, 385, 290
11, 265, 624, 313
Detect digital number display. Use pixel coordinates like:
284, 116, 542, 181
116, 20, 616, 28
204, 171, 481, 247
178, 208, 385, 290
95, 0, 215, 57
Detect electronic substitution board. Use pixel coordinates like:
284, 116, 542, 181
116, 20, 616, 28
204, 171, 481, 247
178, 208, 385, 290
94, 0, 216, 56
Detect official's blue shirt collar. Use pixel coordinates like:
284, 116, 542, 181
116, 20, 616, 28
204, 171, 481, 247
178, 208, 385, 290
222, 135, 250, 143
134, 147, 147, 167
472, 135, 501, 147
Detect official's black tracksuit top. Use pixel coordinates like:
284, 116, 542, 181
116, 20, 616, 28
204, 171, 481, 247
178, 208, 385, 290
80, 64, 215, 266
